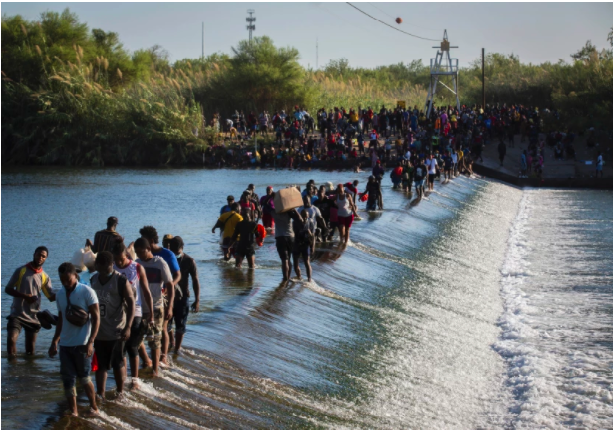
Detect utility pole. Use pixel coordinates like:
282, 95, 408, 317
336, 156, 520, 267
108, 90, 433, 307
482, 48, 485, 110
316, 37, 319, 70
201, 22, 204, 60
246, 9, 256, 44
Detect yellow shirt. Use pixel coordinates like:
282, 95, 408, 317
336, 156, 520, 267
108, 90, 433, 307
457, 150, 464, 160
350, 112, 359, 122
218, 211, 243, 239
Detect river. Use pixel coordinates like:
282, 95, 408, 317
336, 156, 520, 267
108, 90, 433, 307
2, 167, 612, 429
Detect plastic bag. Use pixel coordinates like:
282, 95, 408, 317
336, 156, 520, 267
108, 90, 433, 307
83, 246, 97, 271
70, 249, 86, 272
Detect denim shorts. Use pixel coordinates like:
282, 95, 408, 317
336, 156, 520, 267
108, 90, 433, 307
60, 345, 92, 396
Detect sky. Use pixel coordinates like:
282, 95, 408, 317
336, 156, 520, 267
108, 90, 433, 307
2, 2, 612, 69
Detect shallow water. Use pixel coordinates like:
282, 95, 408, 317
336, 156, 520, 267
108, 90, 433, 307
1, 167, 611, 429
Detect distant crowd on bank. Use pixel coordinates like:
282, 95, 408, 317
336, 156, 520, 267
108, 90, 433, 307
201, 103, 605, 177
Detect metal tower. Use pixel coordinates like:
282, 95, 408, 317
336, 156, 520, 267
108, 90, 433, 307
246, 10, 256, 43
424, 30, 460, 117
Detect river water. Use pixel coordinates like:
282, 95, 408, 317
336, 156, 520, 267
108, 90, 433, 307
1, 167, 612, 429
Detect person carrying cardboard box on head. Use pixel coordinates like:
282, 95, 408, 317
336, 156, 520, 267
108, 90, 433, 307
271, 187, 304, 282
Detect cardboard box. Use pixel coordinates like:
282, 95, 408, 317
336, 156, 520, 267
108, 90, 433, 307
274, 187, 303, 213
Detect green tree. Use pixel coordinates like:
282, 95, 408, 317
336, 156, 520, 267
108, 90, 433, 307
197, 36, 315, 114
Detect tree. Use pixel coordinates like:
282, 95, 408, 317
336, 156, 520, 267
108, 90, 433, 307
198, 36, 315, 114
571, 40, 599, 62
325, 58, 350, 76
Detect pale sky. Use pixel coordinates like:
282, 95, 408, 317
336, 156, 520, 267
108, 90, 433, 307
2, 2, 612, 69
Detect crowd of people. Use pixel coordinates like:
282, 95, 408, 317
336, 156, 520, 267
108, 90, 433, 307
6, 102, 607, 419
201, 103, 593, 180
6, 218, 199, 417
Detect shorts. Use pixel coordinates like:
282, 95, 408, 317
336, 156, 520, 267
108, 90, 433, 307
337, 215, 354, 228
402, 179, 411, 189
222, 237, 232, 249
60, 345, 92, 396
168, 297, 189, 335
275, 236, 294, 261
262, 213, 274, 229
148, 308, 165, 350
236, 244, 256, 258
428, 174, 436, 183
415, 179, 425, 188
94, 339, 125, 371
292, 239, 311, 259
7, 316, 41, 334
125, 316, 147, 359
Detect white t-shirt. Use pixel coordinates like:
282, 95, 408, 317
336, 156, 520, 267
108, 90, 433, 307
426, 158, 438, 174
452, 153, 458, 164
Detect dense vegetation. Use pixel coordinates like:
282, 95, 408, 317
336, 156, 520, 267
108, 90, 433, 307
2, 9, 612, 165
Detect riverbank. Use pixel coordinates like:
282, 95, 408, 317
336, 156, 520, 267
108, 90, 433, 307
474, 132, 613, 189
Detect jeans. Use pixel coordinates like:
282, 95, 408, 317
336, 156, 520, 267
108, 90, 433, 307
60, 345, 92, 396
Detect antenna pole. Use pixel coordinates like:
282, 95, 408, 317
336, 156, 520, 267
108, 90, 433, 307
482, 48, 485, 110
246, 10, 256, 44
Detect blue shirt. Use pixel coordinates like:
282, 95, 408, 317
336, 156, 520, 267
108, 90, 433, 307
56, 283, 99, 347
151, 247, 180, 275
220, 205, 231, 215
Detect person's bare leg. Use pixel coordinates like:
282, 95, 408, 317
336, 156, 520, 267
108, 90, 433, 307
345, 227, 351, 244
95, 369, 108, 397
83, 380, 99, 415
247, 255, 255, 269
161, 321, 170, 364
25, 330, 37, 355
129, 355, 140, 378
304, 257, 312, 282
174, 332, 185, 355
281, 259, 291, 281
66, 395, 79, 416
235, 255, 244, 268
139, 343, 152, 368
7, 330, 18, 357
151, 347, 161, 377
293, 254, 301, 279
113, 365, 126, 394
168, 329, 175, 352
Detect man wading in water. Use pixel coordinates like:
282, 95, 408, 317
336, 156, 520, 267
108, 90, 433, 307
90, 252, 135, 399
5, 246, 55, 358
86, 216, 123, 254
134, 238, 174, 377
271, 192, 304, 282
212, 203, 243, 261
112, 242, 154, 389
231, 209, 259, 269
168, 236, 200, 355
49, 262, 100, 417
139, 226, 181, 365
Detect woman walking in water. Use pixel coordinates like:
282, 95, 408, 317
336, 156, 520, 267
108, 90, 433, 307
335, 184, 358, 244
